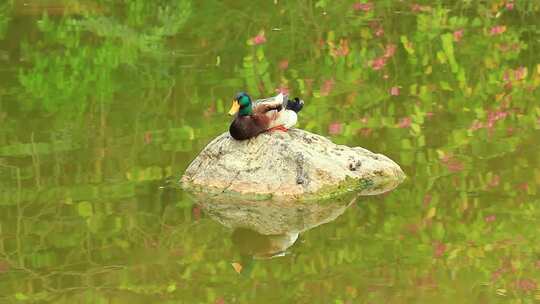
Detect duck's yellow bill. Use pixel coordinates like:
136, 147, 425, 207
228, 100, 240, 115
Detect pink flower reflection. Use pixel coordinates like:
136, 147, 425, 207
251, 32, 266, 45
433, 242, 447, 258
328, 122, 343, 135
371, 57, 386, 70
411, 3, 431, 13
453, 29, 464, 42
440, 154, 464, 173
397, 117, 412, 128
484, 215, 496, 223
353, 2, 373, 12
320, 78, 335, 96
514, 279, 537, 292
514, 66, 527, 80
490, 25, 506, 36
384, 44, 396, 58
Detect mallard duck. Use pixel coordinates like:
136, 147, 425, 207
228, 92, 304, 140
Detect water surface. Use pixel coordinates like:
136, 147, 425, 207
0, 1, 539, 303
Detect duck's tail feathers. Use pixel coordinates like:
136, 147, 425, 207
269, 110, 298, 129
286, 97, 304, 113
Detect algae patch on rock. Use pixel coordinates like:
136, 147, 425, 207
181, 129, 405, 201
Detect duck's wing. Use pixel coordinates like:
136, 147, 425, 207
253, 93, 288, 109
252, 93, 299, 129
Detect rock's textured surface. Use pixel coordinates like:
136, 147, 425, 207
181, 129, 405, 200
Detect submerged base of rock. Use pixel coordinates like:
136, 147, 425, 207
181, 129, 405, 201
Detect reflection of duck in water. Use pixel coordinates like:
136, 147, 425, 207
232, 228, 299, 260
230, 228, 299, 276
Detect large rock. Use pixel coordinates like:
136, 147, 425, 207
181, 129, 405, 200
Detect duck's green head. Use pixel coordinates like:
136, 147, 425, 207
229, 92, 252, 116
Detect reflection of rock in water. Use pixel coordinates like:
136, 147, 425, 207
199, 194, 356, 235
195, 193, 359, 259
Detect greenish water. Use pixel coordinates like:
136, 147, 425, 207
0, 1, 539, 303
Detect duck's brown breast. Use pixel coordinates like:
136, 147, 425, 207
229, 115, 270, 140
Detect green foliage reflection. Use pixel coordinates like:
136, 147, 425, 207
0, 0, 539, 303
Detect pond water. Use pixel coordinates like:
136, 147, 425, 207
0, 1, 539, 303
